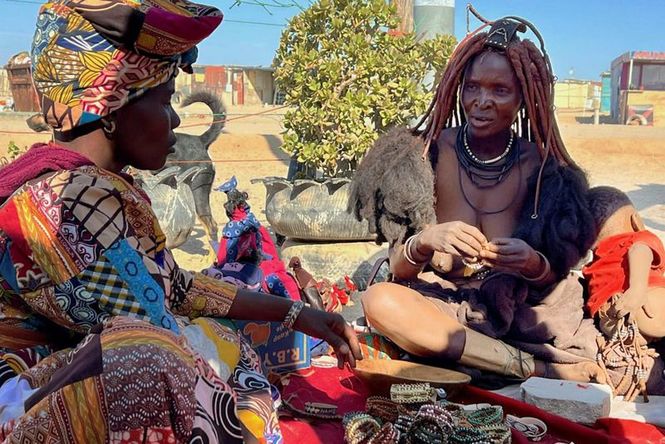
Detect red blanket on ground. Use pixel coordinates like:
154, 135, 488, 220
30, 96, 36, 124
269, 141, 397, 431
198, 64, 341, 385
278, 366, 665, 444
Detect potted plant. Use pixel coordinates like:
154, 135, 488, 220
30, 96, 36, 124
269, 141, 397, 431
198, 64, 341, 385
256, 0, 455, 242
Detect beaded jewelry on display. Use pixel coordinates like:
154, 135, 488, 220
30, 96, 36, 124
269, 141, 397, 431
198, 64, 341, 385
465, 406, 503, 427
343, 412, 382, 444
449, 426, 491, 444
370, 422, 400, 444
390, 383, 435, 404
366, 396, 401, 423
343, 390, 513, 444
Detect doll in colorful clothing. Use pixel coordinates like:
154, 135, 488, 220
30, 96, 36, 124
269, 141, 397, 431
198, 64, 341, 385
215, 176, 301, 300
583, 186, 664, 401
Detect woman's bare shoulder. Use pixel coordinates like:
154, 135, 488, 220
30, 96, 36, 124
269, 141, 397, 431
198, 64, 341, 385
437, 127, 461, 151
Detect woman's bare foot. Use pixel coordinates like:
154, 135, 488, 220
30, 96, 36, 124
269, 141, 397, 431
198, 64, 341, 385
536, 361, 608, 384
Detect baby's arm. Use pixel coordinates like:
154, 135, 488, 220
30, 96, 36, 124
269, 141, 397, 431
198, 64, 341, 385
613, 242, 653, 318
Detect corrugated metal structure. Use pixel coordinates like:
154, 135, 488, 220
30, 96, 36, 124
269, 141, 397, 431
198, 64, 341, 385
610, 51, 665, 126
176, 65, 275, 106
6, 52, 40, 112
553, 79, 601, 110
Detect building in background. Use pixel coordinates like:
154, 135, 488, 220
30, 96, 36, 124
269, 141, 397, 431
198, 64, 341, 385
0, 68, 12, 111
610, 51, 665, 126
175, 65, 276, 106
553, 79, 601, 111
5, 52, 39, 112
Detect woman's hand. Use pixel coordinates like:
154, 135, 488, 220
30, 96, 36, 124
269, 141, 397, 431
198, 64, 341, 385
293, 307, 363, 369
480, 238, 541, 275
417, 222, 488, 259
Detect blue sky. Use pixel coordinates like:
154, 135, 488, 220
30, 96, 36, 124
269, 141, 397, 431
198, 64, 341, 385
0, 0, 663, 81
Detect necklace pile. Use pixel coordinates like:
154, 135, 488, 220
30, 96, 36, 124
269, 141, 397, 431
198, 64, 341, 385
455, 123, 519, 188
455, 124, 522, 216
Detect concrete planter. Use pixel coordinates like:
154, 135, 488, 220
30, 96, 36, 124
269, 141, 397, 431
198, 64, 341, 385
279, 239, 388, 291
253, 176, 375, 241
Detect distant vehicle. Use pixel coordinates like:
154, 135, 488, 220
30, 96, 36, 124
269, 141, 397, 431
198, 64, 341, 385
610, 51, 665, 126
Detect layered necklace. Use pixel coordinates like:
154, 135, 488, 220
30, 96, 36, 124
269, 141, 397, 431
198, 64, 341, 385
454, 123, 522, 215
455, 123, 519, 188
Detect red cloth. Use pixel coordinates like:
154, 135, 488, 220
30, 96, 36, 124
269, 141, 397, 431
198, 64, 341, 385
0, 143, 93, 202
583, 230, 665, 316
458, 386, 665, 444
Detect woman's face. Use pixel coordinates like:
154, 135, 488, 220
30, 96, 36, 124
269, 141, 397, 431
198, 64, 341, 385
113, 79, 181, 171
461, 51, 522, 139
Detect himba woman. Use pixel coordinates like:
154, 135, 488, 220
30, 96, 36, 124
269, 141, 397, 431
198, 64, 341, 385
351, 17, 608, 384
0, 0, 360, 442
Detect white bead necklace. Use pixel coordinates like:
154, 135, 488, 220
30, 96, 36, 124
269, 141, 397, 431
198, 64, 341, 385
463, 124, 514, 165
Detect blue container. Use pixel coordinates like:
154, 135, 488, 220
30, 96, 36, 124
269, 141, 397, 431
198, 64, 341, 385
235, 319, 311, 373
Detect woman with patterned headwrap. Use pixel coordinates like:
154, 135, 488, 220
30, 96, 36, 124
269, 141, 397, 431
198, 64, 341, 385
0, 1, 361, 442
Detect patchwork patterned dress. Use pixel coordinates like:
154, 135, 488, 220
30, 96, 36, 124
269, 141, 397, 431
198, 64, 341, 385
0, 166, 281, 443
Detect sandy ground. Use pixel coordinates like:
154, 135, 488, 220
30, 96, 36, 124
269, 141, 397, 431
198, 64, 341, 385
1, 106, 663, 273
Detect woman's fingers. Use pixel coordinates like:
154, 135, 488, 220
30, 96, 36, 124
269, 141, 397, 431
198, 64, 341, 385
450, 237, 482, 258
459, 223, 489, 245
327, 321, 363, 369
344, 323, 363, 361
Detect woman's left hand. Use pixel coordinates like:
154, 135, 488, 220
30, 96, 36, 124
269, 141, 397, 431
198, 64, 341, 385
293, 307, 363, 369
479, 238, 541, 275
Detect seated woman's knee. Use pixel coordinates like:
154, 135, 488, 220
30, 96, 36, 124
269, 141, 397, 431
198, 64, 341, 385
100, 318, 197, 438
361, 282, 405, 329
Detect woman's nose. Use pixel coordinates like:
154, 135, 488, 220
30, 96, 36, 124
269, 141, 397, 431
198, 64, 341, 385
477, 90, 492, 108
171, 108, 181, 129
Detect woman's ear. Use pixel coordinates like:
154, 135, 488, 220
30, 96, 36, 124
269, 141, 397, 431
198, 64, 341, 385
630, 211, 646, 232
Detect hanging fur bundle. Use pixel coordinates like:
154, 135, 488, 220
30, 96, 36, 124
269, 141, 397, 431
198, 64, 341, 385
348, 127, 436, 246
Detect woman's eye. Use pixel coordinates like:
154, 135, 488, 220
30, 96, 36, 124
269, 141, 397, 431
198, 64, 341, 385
496, 87, 509, 95
465, 84, 478, 91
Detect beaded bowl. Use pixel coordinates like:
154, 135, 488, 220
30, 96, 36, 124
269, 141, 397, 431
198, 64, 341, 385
352, 359, 471, 398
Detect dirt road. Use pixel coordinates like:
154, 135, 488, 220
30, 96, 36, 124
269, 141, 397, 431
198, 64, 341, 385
1, 106, 663, 272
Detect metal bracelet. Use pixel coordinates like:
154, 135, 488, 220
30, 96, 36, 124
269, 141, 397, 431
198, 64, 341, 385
404, 234, 430, 266
520, 251, 551, 283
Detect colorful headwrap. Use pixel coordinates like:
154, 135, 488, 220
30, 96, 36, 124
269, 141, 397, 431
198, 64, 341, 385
31, 0, 223, 133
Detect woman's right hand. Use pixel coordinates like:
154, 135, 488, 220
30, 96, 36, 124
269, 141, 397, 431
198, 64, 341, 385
293, 307, 363, 369
417, 221, 488, 259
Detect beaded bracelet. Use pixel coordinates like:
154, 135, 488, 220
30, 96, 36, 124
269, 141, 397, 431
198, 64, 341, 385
482, 424, 511, 444
368, 422, 400, 444
465, 405, 503, 427
405, 417, 447, 444
344, 413, 381, 444
417, 404, 454, 435
394, 413, 416, 436
390, 383, 434, 404
366, 396, 400, 423
282, 300, 305, 330
449, 426, 491, 444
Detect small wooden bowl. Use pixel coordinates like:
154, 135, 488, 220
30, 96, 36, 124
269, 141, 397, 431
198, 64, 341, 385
352, 359, 471, 398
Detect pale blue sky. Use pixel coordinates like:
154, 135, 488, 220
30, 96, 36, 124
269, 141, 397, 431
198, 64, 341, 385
0, 0, 662, 81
